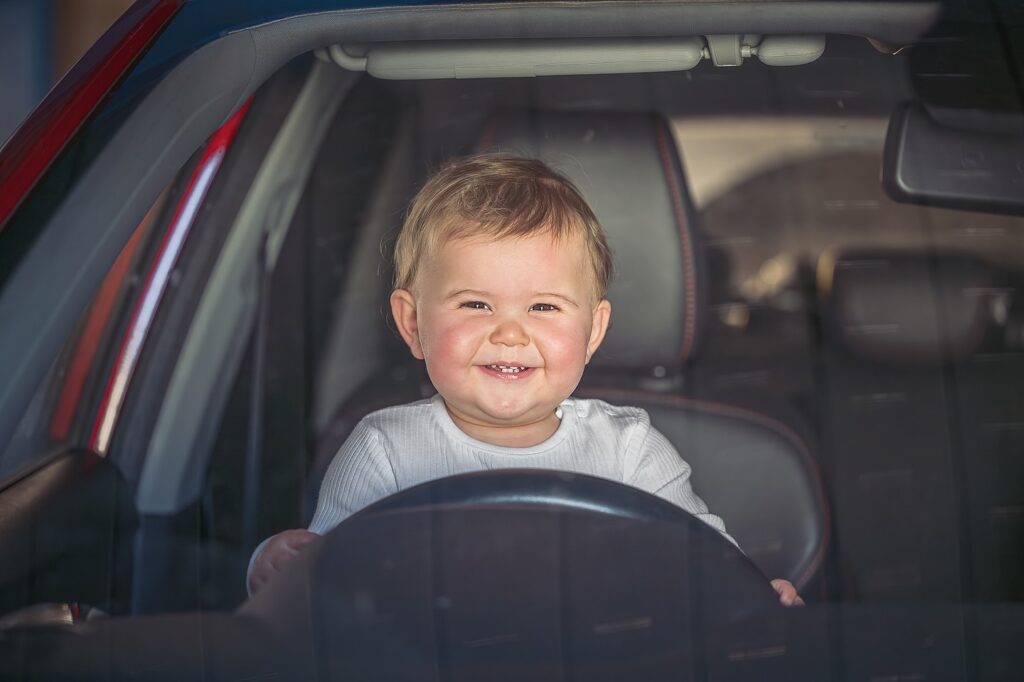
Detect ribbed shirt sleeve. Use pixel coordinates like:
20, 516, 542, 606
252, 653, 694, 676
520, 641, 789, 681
308, 422, 398, 534
627, 419, 739, 547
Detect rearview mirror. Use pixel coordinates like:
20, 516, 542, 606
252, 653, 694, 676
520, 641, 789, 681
883, 102, 1024, 216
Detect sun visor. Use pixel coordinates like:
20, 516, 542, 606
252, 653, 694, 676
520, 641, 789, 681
324, 36, 826, 80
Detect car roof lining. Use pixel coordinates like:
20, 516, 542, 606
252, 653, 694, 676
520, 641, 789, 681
244, 2, 940, 49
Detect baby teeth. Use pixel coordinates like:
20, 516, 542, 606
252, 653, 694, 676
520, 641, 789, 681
488, 365, 525, 374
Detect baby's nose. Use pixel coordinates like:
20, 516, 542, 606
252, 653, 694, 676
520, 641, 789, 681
489, 318, 529, 346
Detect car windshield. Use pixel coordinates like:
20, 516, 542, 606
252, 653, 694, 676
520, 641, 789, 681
1, 2, 1023, 679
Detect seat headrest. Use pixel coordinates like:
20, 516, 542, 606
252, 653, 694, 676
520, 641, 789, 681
477, 111, 706, 370
818, 250, 993, 364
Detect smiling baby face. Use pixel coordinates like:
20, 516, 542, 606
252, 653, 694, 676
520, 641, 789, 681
391, 231, 610, 446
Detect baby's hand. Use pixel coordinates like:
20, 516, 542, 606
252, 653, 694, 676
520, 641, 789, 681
770, 578, 805, 607
249, 529, 319, 595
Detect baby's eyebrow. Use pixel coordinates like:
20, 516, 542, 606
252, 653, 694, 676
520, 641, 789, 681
444, 288, 490, 301
444, 289, 580, 308
536, 292, 580, 308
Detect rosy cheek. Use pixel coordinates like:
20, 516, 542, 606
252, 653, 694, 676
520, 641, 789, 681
538, 320, 589, 366
426, 317, 480, 364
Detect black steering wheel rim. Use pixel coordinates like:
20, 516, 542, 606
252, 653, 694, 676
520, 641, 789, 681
244, 469, 782, 680
353, 467, 714, 524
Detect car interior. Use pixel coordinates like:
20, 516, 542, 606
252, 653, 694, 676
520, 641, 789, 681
3, 2, 1024, 678
157, 34, 1024, 661
164, 53, 846, 611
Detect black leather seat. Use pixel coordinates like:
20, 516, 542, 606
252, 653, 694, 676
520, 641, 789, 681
817, 249, 1000, 602
478, 110, 829, 587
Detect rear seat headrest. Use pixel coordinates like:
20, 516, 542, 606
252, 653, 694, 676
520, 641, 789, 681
476, 111, 706, 371
818, 250, 993, 364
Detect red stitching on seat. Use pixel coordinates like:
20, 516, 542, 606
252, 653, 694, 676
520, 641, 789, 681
653, 117, 697, 363
578, 386, 831, 589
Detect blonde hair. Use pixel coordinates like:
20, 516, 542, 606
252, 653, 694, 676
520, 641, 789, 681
393, 154, 613, 299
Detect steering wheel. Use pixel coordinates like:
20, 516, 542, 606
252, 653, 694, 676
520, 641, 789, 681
243, 469, 781, 680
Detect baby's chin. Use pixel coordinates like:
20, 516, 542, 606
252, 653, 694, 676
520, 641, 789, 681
458, 408, 549, 428
445, 401, 563, 442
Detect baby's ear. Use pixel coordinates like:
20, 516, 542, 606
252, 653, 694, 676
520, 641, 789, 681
586, 299, 612, 362
390, 289, 424, 359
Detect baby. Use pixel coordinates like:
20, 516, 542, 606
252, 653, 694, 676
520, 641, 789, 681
249, 154, 803, 607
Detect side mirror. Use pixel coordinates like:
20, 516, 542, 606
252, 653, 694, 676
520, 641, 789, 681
883, 102, 1024, 216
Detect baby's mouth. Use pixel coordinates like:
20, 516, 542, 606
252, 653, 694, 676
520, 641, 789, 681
486, 364, 528, 374
480, 363, 535, 379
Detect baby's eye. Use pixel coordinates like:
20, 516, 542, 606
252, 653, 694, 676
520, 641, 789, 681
460, 301, 490, 310
531, 303, 559, 312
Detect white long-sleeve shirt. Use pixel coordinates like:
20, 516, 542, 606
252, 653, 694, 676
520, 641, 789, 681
248, 394, 735, 592
309, 394, 731, 541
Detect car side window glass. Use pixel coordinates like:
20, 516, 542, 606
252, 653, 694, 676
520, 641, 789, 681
195, 76, 401, 608
0, 190, 169, 481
